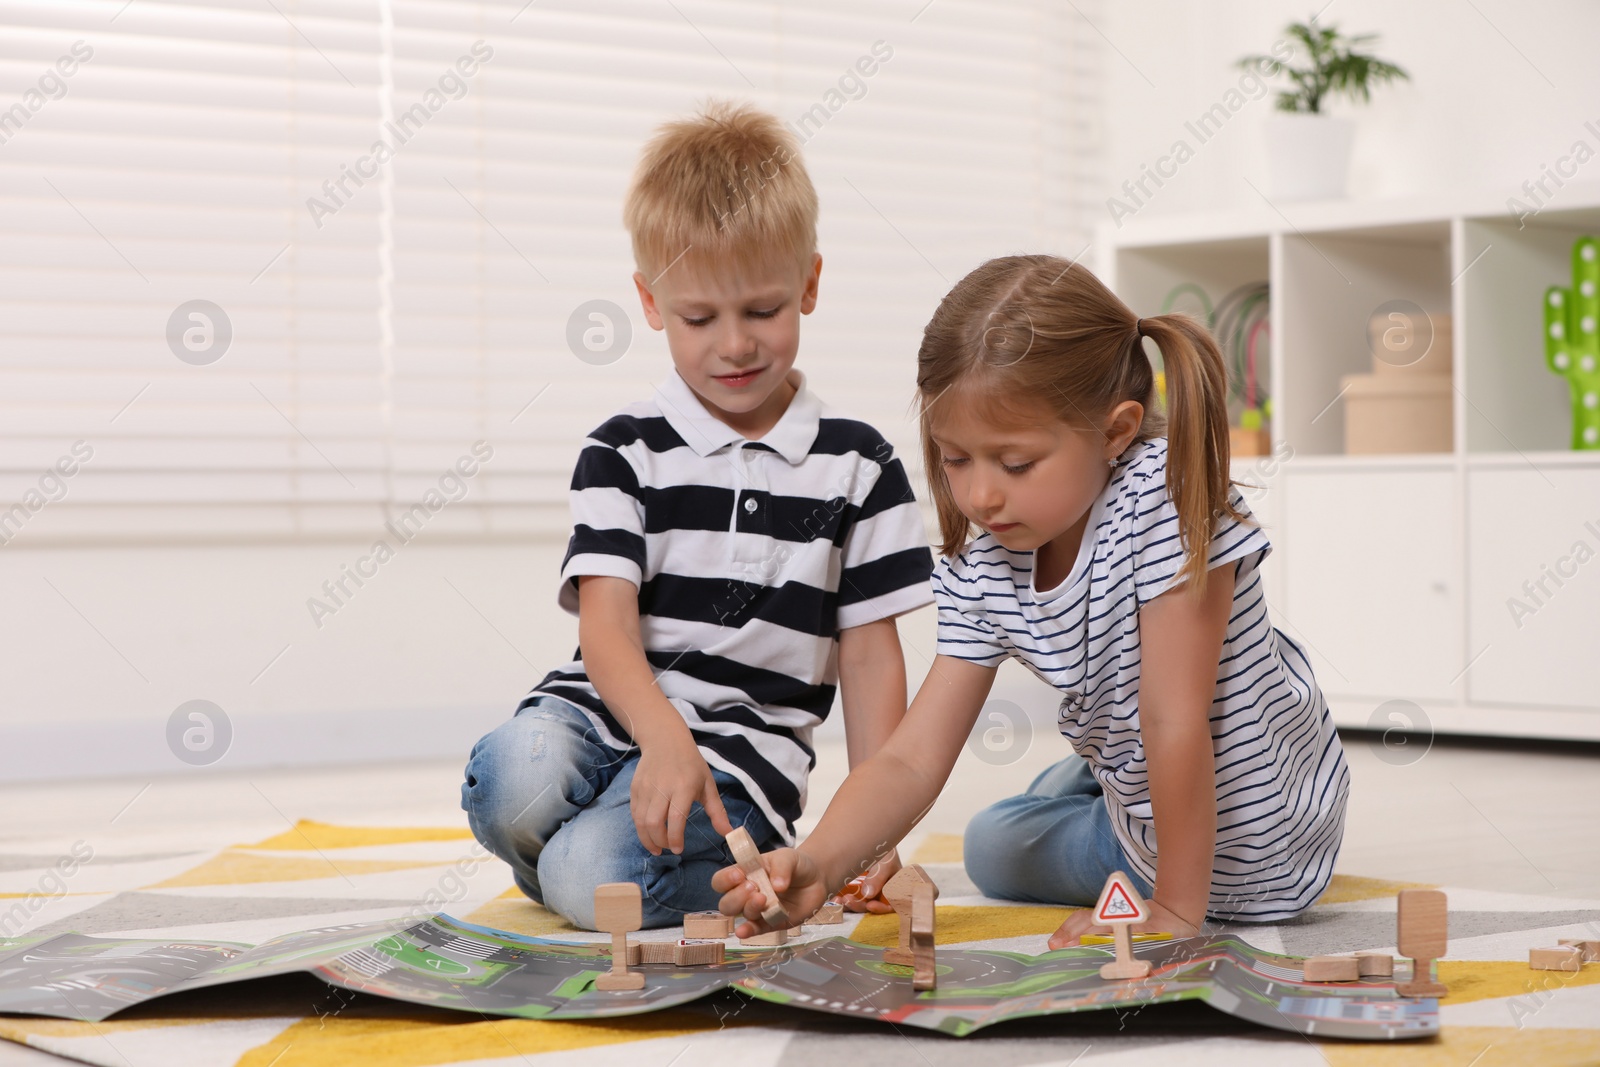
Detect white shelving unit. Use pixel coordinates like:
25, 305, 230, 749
1098, 181, 1600, 743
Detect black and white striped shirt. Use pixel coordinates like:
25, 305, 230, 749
528, 369, 934, 841
933, 438, 1349, 920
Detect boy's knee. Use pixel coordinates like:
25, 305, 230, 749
538, 814, 710, 930
461, 711, 595, 844
536, 825, 647, 929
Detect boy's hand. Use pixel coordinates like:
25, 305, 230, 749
712, 846, 829, 935
1046, 897, 1201, 950
630, 732, 734, 855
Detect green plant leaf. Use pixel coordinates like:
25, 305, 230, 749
1241, 16, 1409, 113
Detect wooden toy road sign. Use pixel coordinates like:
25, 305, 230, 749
1095, 873, 1148, 925
1094, 871, 1152, 981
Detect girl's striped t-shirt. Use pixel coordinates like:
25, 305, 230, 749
933, 437, 1349, 920
528, 369, 935, 843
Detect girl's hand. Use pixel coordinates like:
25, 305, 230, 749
630, 733, 734, 855
711, 847, 829, 936
1046, 898, 1202, 950
835, 849, 901, 914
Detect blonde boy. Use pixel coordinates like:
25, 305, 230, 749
461, 101, 933, 929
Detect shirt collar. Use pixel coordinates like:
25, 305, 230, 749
653, 367, 820, 465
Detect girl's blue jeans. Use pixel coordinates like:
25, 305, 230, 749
460, 694, 783, 930
963, 754, 1155, 906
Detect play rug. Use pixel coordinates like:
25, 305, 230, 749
2, 822, 1599, 1065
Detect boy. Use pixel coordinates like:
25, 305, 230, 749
461, 101, 934, 929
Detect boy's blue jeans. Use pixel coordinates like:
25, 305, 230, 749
963, 755, 1155, 906
461, 694, 783, 930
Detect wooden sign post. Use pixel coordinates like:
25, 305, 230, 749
1395, 888, 1448, 997
594, 882, 645, 991
1095, 871, 1152, 980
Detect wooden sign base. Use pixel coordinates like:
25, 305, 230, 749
1099, 924, 1151, 980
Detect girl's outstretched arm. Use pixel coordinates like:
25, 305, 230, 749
714, 653, 997, 931
1049, 562, 1235, 947
833, 615, 912, 914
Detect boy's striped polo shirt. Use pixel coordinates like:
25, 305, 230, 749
524, 368, 934, 842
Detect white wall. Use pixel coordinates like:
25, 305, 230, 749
0, 540, 1089, 781
1099, 0, 1600, 220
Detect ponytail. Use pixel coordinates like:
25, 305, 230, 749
1138, 314, 1246, 595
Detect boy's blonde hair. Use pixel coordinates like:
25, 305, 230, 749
623, 100, 818, 281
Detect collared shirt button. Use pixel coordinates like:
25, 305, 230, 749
744, 498, 758, 513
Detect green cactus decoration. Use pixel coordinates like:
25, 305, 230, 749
1543, 236, 1600, 449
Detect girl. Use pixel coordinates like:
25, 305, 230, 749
714, 254, 1349, 944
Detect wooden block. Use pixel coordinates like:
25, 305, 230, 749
1303, 955, 1360, 982
1558, 939, 1600, 963
726, 826, 787, 927
882, 865, 938, 991
1396, 888, 1449, 998
1356, 951, 1394, 978
738, 927, 788, 947
1531, 946, 1583, 972
683, 911, 736, 939
623, 942, 641, 966
595, 882, 644, 932
808, 902, 844, 925
595, 970, 645, 990
636, 941, 678, 965
674, 940, 726, 966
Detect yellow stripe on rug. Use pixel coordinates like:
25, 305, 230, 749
148, 851, 472, 889
461, 887, 581, 939
850, 904, 1076, 946
1433, 959, 1600, 1005
905, 834, 1436, 912
240, 821, 475, 851
236, 1009, 735, 1067
1323, 1024, 1600, 1066
1315, 874, 1438, 905
910, 833, 964, 864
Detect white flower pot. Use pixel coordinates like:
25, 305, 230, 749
1261, 113, 1355, 202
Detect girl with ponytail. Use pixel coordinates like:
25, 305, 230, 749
716, 255, 1349, 943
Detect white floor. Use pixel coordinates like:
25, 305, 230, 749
3, 730, 1597, 901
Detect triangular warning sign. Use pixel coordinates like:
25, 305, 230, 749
1094, 871, 1147, 925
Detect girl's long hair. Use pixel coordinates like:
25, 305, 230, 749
917, 254, 1246, 593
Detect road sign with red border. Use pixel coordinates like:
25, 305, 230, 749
1094, 871, 1147, 925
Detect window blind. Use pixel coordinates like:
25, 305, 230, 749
0, 0, 1104, 544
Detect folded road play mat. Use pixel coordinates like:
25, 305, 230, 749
0, 913, 1436, 1040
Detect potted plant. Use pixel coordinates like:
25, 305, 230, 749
1238, 18, 1409, 201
